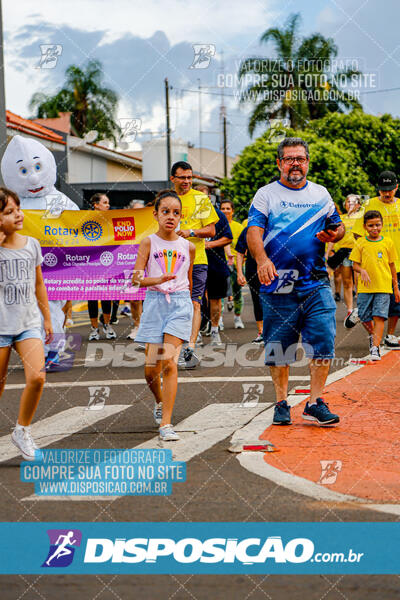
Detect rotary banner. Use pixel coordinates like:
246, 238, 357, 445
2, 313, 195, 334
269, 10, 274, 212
21, 208, 158, 300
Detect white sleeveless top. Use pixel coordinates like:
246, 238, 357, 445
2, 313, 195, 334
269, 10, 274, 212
147, 234, 190, 296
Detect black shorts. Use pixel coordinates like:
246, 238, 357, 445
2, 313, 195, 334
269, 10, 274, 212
207, 269, 228, 300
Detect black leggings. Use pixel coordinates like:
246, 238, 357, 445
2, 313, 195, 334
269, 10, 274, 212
245, 265, 263, 322
88, 300, 112, 319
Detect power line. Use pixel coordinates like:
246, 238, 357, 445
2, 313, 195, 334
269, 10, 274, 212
175, 87, 238, 98
359, 86, 400, 95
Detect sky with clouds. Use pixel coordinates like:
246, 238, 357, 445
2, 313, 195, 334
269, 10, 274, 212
3, 0, 400, 159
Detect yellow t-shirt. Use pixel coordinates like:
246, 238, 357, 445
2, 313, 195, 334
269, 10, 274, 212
179, 189, 218, 265
228, 220, 244, 257
352, 197, 400, 270
349, 236, 397, 293
333, 212, 361, 251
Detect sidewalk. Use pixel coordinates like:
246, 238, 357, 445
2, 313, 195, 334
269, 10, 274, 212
260, 351, 400, 503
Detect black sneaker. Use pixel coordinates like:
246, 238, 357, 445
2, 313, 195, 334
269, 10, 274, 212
368, 334, 373, 352
369, 345, 381, 361
344, 308, 359, 329
178, 348, 200, 370
184, 348, 200, 369
384, 335, 400, 348
272, 400, 292, 425
334, 292, 340, 302
302, 398, 339, 426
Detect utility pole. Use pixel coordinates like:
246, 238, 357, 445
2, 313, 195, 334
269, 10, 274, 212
164, 78, 171, 184
223, 115, 227, 178
219, 50, 228, 178
198, 78, 202, 175
219, 50, 226, 154
0, 0, 7, 181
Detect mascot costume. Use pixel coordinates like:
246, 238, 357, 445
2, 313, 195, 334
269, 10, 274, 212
1, 134, 80, 369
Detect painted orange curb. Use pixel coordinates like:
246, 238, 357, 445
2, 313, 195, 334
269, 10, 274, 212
260, 352, 400, 503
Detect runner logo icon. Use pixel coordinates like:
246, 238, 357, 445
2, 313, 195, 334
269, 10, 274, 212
42, 529, 82, 568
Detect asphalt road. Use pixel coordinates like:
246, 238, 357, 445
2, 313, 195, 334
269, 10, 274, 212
0, 288, 398, 599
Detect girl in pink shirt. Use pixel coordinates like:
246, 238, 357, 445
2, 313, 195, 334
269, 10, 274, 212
133, 190, 195, 441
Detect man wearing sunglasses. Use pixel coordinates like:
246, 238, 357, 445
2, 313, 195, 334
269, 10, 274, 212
171, 161, 218, 369
247, 137, 344, 427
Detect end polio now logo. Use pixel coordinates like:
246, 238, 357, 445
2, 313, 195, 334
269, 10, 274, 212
112, 217, 136, 241
41, 529, 82, 568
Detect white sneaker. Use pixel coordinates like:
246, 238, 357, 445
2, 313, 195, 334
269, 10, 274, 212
195, 332, 204, 347
344, 307, 360, 329
369, 345, 381, 361
210, 330, 223, 346
127, 326, 138, 340
88, 326, 100, 341
153, 402, 162, 425
234, 315, 244, 329
12, 425, 42, 461
159, 424, 180, 441
384, 334, 400, 348
218, 317, 224, 331
104, 324, 117, 339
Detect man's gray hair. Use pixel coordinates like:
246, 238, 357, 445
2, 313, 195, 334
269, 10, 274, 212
277, 137, 309, 160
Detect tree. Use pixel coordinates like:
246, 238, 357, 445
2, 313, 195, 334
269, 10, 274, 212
238, 13, 362, 136
221, 126, 374, 220
29, 60, 121, 144
308, 110, 400, 186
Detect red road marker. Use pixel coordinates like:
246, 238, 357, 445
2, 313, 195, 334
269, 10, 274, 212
229, 440, 277, 453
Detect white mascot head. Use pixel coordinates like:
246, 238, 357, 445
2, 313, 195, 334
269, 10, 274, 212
1, 134, 57, 198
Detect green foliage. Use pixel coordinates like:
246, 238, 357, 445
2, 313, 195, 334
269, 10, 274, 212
29, 60, 121, 144
308, 110, 400, 185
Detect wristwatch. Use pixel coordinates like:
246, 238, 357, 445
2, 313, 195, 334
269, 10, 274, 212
189, 229, 196, 237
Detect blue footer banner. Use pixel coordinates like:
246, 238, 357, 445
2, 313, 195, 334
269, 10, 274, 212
1, 522, 399, 574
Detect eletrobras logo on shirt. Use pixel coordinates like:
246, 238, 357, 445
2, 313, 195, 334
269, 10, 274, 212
280, 201, 314, 209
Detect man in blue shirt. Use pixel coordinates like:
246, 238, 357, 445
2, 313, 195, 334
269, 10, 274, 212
247, 137, 345, 426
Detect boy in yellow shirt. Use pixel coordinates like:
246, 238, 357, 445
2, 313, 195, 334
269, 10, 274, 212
350, 210, 400, 360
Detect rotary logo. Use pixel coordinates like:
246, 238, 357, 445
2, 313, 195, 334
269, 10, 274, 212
43, 252, 58, 267
82, 220, 103, 242
112, 217, 135, 241
100, 251, 114, 266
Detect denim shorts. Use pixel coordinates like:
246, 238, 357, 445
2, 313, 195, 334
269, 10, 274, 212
357, 293, 390, 322
0, 328, 42, 348
135, 290, 193, 344
389, 273, 400, 317
260, 284, 336, 366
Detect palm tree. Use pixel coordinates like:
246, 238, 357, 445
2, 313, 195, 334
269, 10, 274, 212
29, 59, 121, 144
238, 14, 362, 136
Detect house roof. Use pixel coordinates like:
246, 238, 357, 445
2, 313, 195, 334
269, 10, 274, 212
33, 112, 72, 134
7, 110, 65, 144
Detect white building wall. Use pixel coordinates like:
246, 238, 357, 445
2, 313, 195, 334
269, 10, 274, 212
67, 150, 108, 183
